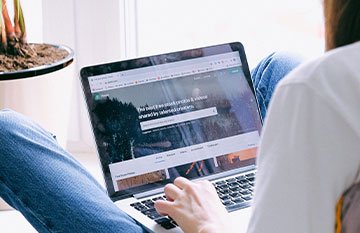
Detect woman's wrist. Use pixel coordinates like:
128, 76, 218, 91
198, 223, 228, 233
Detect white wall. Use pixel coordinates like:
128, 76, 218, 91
136, 0, 324, 68
41, 0, 132, 152
16, 0, 324, 153
15, 0, 43, 43
64, 0, 325, 153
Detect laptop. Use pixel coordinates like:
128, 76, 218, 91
80, 42, 262, 232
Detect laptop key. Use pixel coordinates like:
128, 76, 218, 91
220, 188, 231, 194
141, 208, 157, 216
238, 179, 249, 184
228, 182, 239, 187
236, 175, 246, 180
246, 173, 255, 178
229, 186, 241, 192
247, 177, 255, 182
222, 200, 234, 206
240, 184, 251, 189
130, 202, 141, 207
226, 178, 237, 182
148, 213, 162, 220
155, 217, 177, 229
232, 197, 245, 203
215, 180, 226, 186
225, 202, 249, 212
134, 205, 148, 211
229, 192, 240, 198
152, 197, 164, 201
145, 202, 155, 208
217, 184, 228, 189
240, 190, 251, 195
161, 221, 177, 229
219, 194, 230, 200
155, 217, 171, 224
242, 195, 252, 201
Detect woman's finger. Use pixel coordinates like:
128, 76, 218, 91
173, 176, 193, 189
163, 183, 181, 201
154, 200, 174, 216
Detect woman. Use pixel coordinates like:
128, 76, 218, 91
154, 0, 360, 233
0, 0, 359, 233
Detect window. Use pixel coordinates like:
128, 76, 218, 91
41, 0, 323, 152
135, 0, 324, 68
21, 0, 43, 43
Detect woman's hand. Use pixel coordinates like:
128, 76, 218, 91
154, 177, 230, 233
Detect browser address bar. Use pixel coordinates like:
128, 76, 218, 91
140, 107, 218, 131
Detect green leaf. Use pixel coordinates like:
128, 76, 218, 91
0, 2, 3, 27
18, 4, 25, 34
14, 0, 20, 21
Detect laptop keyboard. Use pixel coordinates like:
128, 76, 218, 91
130, 196, 178, 229
215, 172, 255, 211
130, 172, 255, 230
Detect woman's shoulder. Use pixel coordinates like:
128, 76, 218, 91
280, 41, 360, 88
271, 42, 360, 136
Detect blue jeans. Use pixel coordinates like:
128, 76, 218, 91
0, 52, 301, 233
251, 52, 303, 120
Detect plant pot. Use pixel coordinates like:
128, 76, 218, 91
0, 44, 74, 148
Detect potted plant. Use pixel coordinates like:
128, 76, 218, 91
0, 0, 73, 76
0, 0, 74, 210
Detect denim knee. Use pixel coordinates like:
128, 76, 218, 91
0, 109, 23, 137
0, 109, 55, 155
251, 52, 303, 120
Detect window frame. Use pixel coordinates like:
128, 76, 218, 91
42, 0, 139, 153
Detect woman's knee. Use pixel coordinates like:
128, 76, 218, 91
252, 51, 303, 87
258, 51, 303, 91
251, 52, 303, 119
0, 109, 26, 136
0, 109, 59, 181
266, 51, 303, 76
0, 109, 54, 147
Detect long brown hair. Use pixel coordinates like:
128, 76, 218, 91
324, 0, 360, 50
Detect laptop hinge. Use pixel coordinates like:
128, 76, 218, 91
133, 165, 256, 200
134, 187, 164, 199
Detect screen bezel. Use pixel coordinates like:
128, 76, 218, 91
80, 42, 261, 201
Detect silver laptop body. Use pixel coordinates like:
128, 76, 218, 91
80, 42, 261, 232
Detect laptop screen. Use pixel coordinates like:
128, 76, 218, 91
80, 42, 262, 199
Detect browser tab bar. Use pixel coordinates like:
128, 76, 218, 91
89, 51, 242, 93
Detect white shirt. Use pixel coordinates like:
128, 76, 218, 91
247, 41, 360, 233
